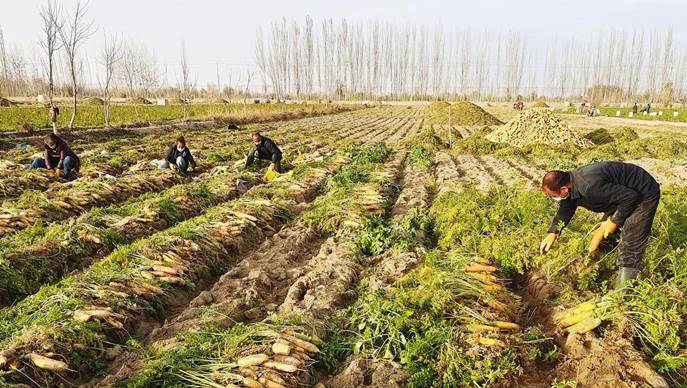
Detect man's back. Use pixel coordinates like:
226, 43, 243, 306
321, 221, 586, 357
572, 162, 659, 199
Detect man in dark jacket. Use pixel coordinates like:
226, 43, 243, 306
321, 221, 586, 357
245, 132, 283, 172
539, 161, 660, 288
160, 135, 196, 174
30, 133, 80, 180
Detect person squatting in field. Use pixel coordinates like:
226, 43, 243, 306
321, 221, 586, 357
160, 135, 196, 174
30, 133, 80, 180
539, 161, 660, 289
245, 132, 283, 173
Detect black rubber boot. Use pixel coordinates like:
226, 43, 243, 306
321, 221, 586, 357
616, 267, 639, 290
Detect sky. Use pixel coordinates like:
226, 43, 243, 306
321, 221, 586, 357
1, 0, 685, 88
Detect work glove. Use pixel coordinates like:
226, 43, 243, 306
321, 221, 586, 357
539, 233, 558, 254
269, 163, 276, 171
588, 219, 618, 253
169, 163, 178, 172
54, 168, 63, 178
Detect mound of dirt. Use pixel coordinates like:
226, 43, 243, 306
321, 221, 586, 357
487, 108, 593, 148
532, 101, 550, 108
429, 101, 502, 126
82, 97, 104, 105
0, 97, 16, 107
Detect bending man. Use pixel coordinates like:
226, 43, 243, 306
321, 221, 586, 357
539, 161, 660, 288
245, 132, 282, 172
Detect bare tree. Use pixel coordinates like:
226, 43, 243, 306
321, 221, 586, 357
243, 70, 254, 115
39, 0, 63, 134
0, 26, 8, 96
179, 37, 192, 119
58, 0, 95, 129
100, 33, 122, 127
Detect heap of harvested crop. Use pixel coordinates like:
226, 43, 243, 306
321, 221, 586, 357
487, 108, 593, 148
531, 101, 549, 108
429, 101, 502, 126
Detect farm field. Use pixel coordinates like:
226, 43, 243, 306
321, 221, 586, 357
1, 102, 687, 388
0, 102, 345, 132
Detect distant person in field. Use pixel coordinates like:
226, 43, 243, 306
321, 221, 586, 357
160, 135, 196, 174
30, 133, 80, 180
632, 102, 639, 115
245, 132, 283, 172
539, 162, 660, 289
642, 103, 651, 114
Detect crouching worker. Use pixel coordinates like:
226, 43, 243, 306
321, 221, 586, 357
245, 132, 283, 172
160, 135, 196, 174
539, 161, 660, 289
31, 133, 80, 180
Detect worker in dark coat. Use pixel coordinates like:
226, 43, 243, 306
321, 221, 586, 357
245, 132, 283, 172
160, 135, 196, 174
30, 133, 80, 180
539, 161, 660, 288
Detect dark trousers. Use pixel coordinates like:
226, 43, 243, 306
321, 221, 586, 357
31, 156, 78, 179
246, 150, 282, 172
608, 191, 660, 269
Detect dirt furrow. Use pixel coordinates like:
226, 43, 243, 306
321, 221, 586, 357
503, 158, 544, 185
480, 155, 535, 188
452, 153, 496, 191
435, 152, 463, 194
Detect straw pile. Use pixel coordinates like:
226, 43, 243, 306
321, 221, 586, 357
429, 101, 502, 126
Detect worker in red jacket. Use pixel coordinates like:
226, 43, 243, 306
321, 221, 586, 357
30, 134, 80, 180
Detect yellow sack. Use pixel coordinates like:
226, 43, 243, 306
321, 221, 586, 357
264, 168, 278, 182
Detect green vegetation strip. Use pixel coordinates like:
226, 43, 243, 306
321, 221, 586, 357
0, 103, 349, 132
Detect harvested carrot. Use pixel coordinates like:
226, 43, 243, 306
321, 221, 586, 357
557, 310, 596, 328
465, 263, 497, 273
263, 360, 298, 373
483, 283, 505, 292
567, 317, 602, 334
243, 377, 264, 388
281, 335, 320, 354
553, 301, 597, 322
481, 297, 512, 313
28, 353, 69, 372
469, 272, 500, 285
492, 321, 520, 330
273, 355, 301, 366
465, 324, 499, 333
272, 342, 291, 356
237, 353, 269, 367
475, 257, 492, 265
259, 376, 287, 388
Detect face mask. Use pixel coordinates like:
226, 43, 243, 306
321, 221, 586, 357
177, 146, 185, 152
48, 144, 56, 149
254, 141, 260, 146
552, 191, 569, 202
